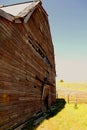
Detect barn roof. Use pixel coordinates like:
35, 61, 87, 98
0, 0, 47, 23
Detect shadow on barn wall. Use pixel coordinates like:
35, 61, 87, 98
21, 98, 66, 130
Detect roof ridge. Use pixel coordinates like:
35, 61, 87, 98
2, 1, 34, 8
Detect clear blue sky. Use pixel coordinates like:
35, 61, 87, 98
1, 0, 87, 82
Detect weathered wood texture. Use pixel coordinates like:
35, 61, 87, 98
0, 5, 56, 129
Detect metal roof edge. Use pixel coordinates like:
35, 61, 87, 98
1, 1, 34, 8
23, 1, 48, 23
14, 0, 41, 23
0, 0, 46, 23
23, 1, 40, 23
0, 9, 14, 21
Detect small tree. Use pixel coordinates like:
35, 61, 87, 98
60, 79, 64, 83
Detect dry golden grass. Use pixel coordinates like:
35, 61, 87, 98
35, 82, 87, 130
36, 104, 87, 130
56, 82, 87, 103
56, 82, 87, 92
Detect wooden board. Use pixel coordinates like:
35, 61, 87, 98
0, 5, 56, 129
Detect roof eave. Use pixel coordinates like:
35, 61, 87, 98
14, 2, 40, 23
0, 0, 48, 24
0, 9, 14, 21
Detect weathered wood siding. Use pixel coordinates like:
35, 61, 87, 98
0, 6, 56, 129
26, 6, 56, 84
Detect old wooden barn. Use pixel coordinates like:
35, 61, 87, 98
0, 0, 56, 129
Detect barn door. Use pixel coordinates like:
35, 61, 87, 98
42, 85, 50, 111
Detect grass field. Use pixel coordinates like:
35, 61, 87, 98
56, 82, 87, 104
56, 82, 87, 92
35, 82, 87, 130
36, 103, 87, 130
23, 82, 87, 130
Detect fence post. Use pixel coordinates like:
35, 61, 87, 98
67, 93, 69, 104
74, 94, 77, 109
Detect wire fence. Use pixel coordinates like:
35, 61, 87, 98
57, 88, 87, 104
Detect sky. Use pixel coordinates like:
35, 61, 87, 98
0, 0, 87, 83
